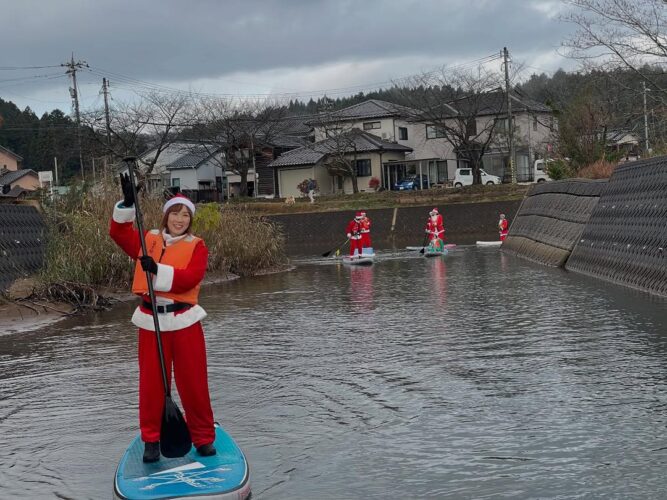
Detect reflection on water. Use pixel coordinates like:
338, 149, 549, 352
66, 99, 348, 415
1, 247, 667, 499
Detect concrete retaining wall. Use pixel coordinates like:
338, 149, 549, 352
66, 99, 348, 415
566, 157, 667, 297
503, 179, 606, 266
267, 200, 522, 255
0, 204, 46, 293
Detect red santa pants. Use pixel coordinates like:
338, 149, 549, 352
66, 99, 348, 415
138, 322, 215, 447
349, 237, 363, 256
500, 231, 508, 241
361, 232, 372, 248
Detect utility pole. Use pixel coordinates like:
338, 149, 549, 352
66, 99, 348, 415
503, 47, 516, 184
62, 53, 88, 179
102, 78, 112, 149
643, 81, 650, 155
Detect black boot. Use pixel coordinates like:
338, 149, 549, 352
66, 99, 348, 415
197, 443, 217, 456
143, 441, 160, 463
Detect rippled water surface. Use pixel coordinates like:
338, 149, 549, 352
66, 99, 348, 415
2, 247, 667, 499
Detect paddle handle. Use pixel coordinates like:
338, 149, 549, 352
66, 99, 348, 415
124, 157, 171, 397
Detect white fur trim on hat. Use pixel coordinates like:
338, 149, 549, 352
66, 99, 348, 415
163, 195, 195, 215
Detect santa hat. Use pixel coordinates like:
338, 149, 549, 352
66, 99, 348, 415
354, 211, 363, 219
429, 207, 439, 215
163, 193, 196, 215
360, 211, 367, 216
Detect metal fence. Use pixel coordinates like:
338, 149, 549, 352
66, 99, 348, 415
0, 204, 46, 293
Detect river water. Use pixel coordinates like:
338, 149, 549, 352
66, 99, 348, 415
1, 247, 667, 499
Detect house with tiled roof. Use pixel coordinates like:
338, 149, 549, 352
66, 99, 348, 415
0, 145, 39, 195
0, 144, 23, 172
305, 93, 557, 186
269, 128, 412, 197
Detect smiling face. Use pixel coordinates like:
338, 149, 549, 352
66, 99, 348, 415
163, 204, 192, 236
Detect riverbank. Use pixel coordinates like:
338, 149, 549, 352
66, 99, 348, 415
234, 183, 529, 215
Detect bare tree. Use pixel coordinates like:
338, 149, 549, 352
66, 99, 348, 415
399, 67, 506, 184
83, 90, 191, 183
561, 0, 667, 100
186, 98, 290, 197
306, 101, 364, 193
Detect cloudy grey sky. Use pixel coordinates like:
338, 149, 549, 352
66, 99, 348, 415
1, 0, 576, 115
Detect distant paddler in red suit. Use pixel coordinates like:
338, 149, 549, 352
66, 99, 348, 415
346, 212, 364, 257
425, 208, 445, 250
360, 211, 372, 249
498, 213, 509, 241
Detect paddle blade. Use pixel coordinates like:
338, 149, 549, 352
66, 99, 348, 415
321, 250, 332, 257
160, 396, 192, 458
419, 247, 425, 254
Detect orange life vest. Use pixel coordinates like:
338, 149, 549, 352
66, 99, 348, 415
131, 230, 202, 304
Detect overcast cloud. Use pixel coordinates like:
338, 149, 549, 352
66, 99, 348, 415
0, 0, 576, 115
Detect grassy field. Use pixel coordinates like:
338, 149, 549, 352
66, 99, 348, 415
229, 183, 530, 215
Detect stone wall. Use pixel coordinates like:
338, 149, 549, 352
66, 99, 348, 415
0, 204, 46, 293
503, 179, 606, 266
267, 200, 522, 255
565, 157, 667, 297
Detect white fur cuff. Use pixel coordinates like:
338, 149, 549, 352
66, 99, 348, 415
153, 263, 174, 292
112, 201, 136, 224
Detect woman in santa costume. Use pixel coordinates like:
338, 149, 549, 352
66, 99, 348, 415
425, 207, 445, 249
498, 213, 509, 241
109, 177, 215, 463
346, 211, 364, 257
359, 210, 372, 249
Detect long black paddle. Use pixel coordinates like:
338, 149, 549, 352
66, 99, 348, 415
419, 232, 430, 254
322, 238, 349, 258
125, 157, 192, 458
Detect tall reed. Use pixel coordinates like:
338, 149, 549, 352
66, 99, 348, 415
39, 178, 286, 304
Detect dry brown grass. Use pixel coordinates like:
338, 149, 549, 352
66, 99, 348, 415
39, 179, 286, 306
577, 160, 617, 179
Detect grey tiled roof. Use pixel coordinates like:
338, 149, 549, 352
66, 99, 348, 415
307, 99, 419, 125
269, 129, 412, 168
165, 145, 218, 170
0, 168, 37, 185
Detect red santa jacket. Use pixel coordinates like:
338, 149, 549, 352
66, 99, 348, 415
346, 220, 363, 240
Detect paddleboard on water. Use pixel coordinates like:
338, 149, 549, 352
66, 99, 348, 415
114, 423, 251, 500
476, 241, 502, 247
424, 248, 449, 257
343, 256, 374, 265
406, 244, 457, 251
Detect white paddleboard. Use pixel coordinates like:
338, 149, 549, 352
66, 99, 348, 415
476, 241, 502, 247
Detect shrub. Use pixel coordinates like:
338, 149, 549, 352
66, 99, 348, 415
297, 178, 317, 195
368, 176, 380, 191
546, 160, 572, 181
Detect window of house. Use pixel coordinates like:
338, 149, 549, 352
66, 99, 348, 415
426, 125, 446, 139
355, 159, 372, 177
398, 127, 408, 140
466, 118, 477, 137
199, 181, 212, 189
363, 121, 381, 130
533, 116, 538, 131
171, 178, 180, 187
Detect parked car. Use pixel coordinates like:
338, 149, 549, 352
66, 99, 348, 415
533, 159, 553, 182
394, 174, 430, 190
453, 168, 501, 187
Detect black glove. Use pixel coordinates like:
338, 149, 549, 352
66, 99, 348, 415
120, 173, 135, 208
139, 255, 158, 275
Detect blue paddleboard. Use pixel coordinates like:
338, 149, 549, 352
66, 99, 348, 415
114, 424, 251, 500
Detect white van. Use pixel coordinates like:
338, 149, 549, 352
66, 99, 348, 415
453, 168, 501, 187
533, 159, 552, 182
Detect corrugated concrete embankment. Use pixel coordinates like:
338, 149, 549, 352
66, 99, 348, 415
267, 200, 522, 256
0, 204, 46, 293
565, 157, 667, 297
502, 179, 607, 267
